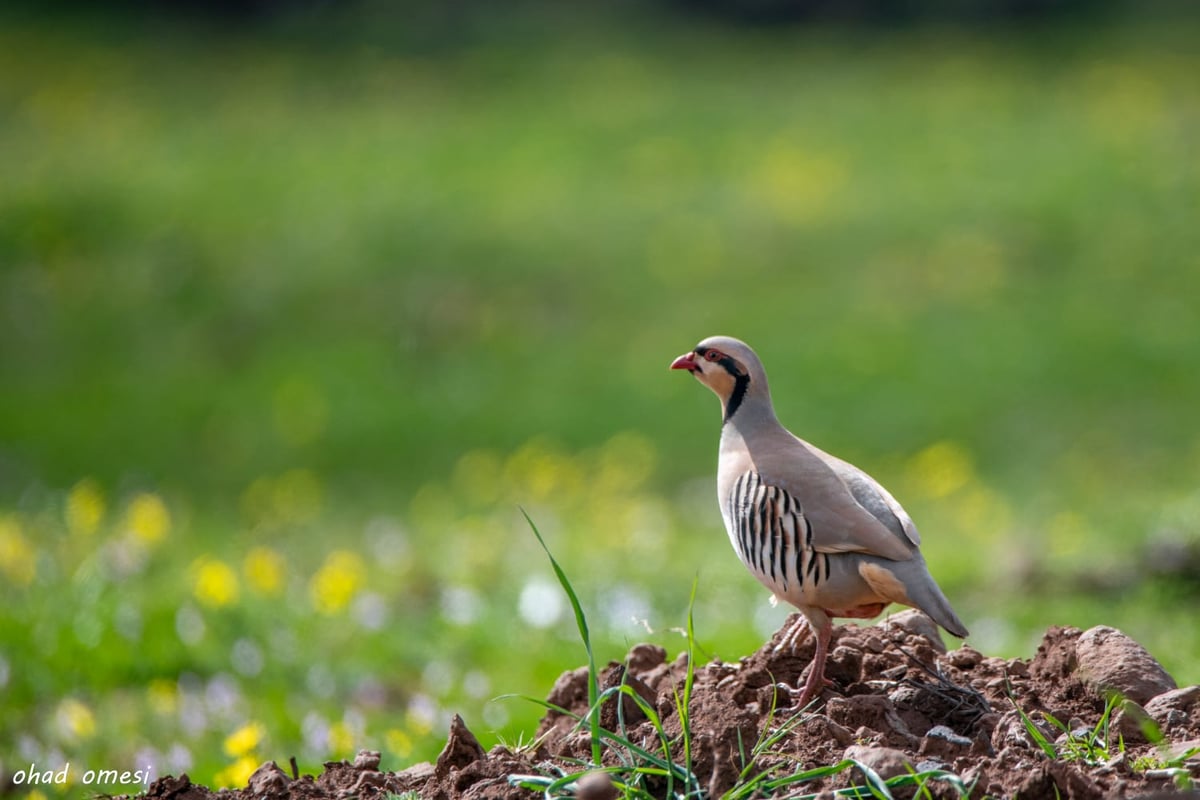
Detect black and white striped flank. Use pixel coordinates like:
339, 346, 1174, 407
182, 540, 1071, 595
727, 470, 830, 594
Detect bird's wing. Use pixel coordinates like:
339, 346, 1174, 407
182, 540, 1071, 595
750, 435, 916, 562
812, 447, 921, 547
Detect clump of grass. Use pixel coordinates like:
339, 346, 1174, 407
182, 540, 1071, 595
1012, 693, 1122, 767
1128, 712, 1198, 791
511, 513, 972, 800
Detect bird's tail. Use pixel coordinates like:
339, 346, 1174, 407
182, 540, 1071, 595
861, 554, 969, 639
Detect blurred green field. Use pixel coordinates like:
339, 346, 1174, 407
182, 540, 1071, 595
2, 4, 1200, 794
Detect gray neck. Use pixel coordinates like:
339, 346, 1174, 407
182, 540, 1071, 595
723, 390, 783, 438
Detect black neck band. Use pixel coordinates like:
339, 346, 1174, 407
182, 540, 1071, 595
722, 362, 750, 423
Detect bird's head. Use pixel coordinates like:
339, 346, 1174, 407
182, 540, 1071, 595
670, 335, 771, 423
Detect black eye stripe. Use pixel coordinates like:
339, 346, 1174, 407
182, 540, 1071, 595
695, 347, 745, 375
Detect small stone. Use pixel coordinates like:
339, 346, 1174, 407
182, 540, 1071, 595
926, 725, 973, 747
1113, 701, 1152, 745
1145, 685, 1200, 724
806, 714, 855, 746
395, 762, 435, 783
826, 645, 863, 685
1005, 658, 1030, 678
352, 750, 381, 771
843, 744, 912, 779
992, 710, 1037, 751
944, 646, 984, 669
1075, 626, 1176, 704
1168, 738, 1200, 763
247, 761, 290, 796
576, 770, 618, 800
862, 634, 886, 653
879, 610, 947, 653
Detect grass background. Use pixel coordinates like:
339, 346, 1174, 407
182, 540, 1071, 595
2, 2, 1199, 792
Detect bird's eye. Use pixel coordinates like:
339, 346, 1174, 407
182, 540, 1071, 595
704, 350, 721, 362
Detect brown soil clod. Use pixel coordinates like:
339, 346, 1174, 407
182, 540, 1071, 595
130, 618, 1200, 800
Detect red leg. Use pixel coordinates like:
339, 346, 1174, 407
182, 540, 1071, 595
793, 619, 833, 709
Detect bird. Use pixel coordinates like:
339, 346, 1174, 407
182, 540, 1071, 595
670, 335, 968, 708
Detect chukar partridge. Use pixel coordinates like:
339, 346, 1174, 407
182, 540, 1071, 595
671, 335, 968, 707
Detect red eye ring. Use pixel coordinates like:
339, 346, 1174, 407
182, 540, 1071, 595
704, 350, 721, 362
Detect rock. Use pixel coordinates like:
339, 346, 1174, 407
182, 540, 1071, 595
1075, 626, 1176, 704
1168, 738, 1200, 763
1113, 701, 1153, 745
880, 609, 947, 653
435, 714, 486, 778
1005, 658, 1030, 678
944, 646, 984, 669
991, 710, 1050, 752
805, 714, 855, 746
247, 761, 290, 797
919, 724, 974, 760
927, 724, 973, 746
395, 762, 435, 783
352, 750, 381, 771
843, 744, 912, 779
1145, 685, 1200, 729
576, 771, 617, 800
826, 645, 864, 685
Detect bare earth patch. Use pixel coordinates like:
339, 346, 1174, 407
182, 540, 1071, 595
132, 613, 1200, 799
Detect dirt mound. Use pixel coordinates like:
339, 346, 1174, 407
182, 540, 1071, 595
132, 614, 1200, 800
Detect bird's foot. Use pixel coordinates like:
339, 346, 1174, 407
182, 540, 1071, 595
772, 615, 811, 655
772, 671, 835, 709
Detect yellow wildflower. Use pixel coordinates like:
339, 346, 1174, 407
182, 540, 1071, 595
224, 721, 266, 757
749, 141, 848, 224
908, 441, 974, 499
66, 479, 105, 536
191, 557, 240, 608
213, 755, 259, 789
385, 728, 413, 759
0, 516, 36, 586
309, 550, 365, 615
243, 546, 286, 595
57, 698, 96, 741
147, 679, 177, 715
125, 492, 171, 545
328, 720, 355, 757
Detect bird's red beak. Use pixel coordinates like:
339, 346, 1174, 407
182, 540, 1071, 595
670, 351, 698, 372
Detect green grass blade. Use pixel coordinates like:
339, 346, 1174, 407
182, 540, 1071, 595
1012, 700, 1058, 759
522, 508, 602, 767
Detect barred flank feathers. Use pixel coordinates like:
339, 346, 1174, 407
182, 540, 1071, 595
729, 470, 822, 597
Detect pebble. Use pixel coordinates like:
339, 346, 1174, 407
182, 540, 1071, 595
843, 744, 912, 779
576, 771, 618, 800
